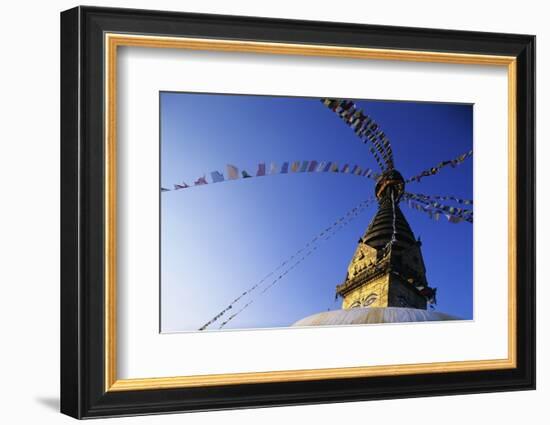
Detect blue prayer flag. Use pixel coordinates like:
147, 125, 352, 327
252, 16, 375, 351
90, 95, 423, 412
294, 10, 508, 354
210, 171, 225, 183
281, 162, 289, 173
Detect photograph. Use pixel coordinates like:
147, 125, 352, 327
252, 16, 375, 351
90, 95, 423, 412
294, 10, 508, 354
160, 93, 474, 332
57, 5, 535, 419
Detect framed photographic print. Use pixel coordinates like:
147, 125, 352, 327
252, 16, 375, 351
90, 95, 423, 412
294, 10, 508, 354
60, 6, 535, 419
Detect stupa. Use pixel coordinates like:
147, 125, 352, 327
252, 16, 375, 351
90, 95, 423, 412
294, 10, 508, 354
292, 168, 458, 327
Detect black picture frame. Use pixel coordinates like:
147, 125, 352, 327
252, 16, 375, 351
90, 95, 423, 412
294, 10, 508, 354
61, 5, 535, 419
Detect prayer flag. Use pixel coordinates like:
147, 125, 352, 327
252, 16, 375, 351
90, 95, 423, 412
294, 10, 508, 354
281, 162, 289, 173
227, 164, 239, 180
210, 171, 224, 183
270, 162, 278, 174
194, 176, 208, 186
446, 214, 463, 224
291, 161, 300, 172
308, 160, 318, 172
242, 170, 252, 178
174, 182, 189, 190
256, 162, 266, 176
299, 161, 309, 172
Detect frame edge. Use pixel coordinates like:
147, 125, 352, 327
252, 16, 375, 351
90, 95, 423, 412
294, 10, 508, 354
60, 5, 83, 420
62, 6, 536, 418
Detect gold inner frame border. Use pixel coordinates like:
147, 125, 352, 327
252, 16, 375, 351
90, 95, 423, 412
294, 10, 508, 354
104, 33, 517, 392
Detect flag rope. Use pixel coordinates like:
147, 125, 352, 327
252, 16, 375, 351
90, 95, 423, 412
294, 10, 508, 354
320, 98, 394, 170
198, 198, 376, 331
162, 159, 378, 192
216, 199, 375, 329
405, 192, 473, 205
403, 192, 473, 217
402, 193, 473, 223
405, 150, 473, 184
199, 199, 380, 331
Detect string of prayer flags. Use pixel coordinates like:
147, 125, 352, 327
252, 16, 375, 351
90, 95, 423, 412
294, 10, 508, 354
199, 198, 376, 330
164, 159, 379, 195
258, 245, 320, 296
259, 201, 371, 298
402, 193, 473, 223
321, 98, 394, 170
218, 300, 254, 329
368, 145, 386, 171
366, 131, 392, 167
405, 192, 473, 205
214, 198, 376, 330
407, 196, 473, 220
406, 199, 470, 224
405, 149, 473, 183
404, 192, 473, 218
198, 271, 276, 331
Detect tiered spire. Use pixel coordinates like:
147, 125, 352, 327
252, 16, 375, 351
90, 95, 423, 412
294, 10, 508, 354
336, 169, 436, 309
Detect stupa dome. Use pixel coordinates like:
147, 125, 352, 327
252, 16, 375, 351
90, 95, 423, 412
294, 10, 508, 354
292, 307, 459, 327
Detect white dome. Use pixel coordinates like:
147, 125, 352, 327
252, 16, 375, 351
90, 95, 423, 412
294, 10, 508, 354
292, 307, 459, 327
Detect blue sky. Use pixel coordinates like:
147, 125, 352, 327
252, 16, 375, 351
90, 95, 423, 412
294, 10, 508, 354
160, 92, 473, 332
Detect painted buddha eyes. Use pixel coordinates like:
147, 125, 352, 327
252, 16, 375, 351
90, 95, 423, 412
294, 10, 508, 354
350, 293, 378, 308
